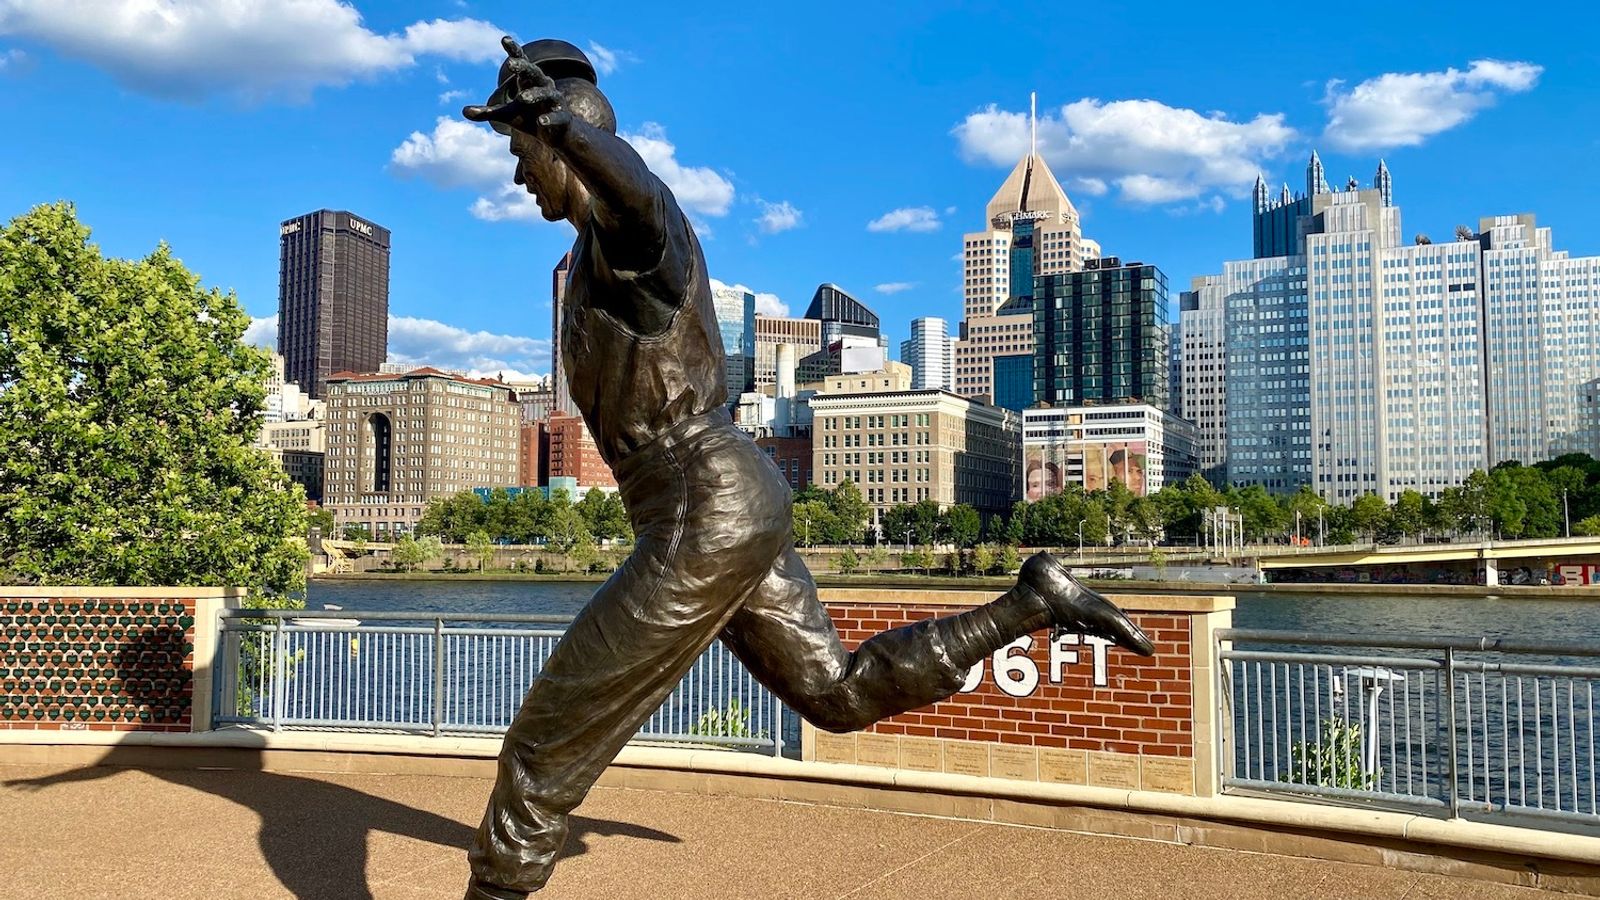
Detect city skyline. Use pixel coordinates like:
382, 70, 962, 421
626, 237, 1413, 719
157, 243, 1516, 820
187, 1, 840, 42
0, 1, 1589, 381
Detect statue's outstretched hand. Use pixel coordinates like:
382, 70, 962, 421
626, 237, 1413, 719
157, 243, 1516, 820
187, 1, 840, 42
463, 36, 571, 137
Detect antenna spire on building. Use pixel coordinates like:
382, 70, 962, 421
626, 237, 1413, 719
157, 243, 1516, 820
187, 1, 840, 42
1029, 91, 1038, 159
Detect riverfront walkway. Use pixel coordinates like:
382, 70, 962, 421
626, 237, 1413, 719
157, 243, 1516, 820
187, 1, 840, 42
0, 762, 1562, 899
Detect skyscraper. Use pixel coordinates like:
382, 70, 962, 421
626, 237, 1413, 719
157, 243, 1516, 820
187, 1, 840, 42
901, 317, 954, 391
1178, 276, 1227, 481
955, 96, 1097, 409
277, 209, 390, 399
1033, 257, 1170, 410
1191, 153, 1600, 503
710, 282, 756, 400
551, 252, 577, 416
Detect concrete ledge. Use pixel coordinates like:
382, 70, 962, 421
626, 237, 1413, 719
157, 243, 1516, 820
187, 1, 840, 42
0, 586, 249, 599
820, 588, 1235, 613
2, 728, 1596, 892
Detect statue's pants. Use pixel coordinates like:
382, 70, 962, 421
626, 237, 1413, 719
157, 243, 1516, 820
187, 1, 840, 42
468, 409, 1038, 895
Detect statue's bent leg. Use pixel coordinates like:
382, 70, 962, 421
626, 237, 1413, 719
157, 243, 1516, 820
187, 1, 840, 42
719, 548, 1055, 733
466, 433, 790, 898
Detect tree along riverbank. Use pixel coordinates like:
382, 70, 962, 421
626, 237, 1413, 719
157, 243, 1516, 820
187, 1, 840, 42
311, 571, 1600, 601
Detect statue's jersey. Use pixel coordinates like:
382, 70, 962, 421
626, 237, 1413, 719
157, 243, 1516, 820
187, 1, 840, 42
560, 181, 727, 468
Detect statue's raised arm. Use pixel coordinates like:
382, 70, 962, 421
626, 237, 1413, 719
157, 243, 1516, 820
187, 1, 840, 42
465, 37, 683, 333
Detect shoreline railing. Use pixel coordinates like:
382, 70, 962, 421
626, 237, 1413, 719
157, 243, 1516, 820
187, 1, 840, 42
212, 609, 785, 756
1219, 628, 1600, 827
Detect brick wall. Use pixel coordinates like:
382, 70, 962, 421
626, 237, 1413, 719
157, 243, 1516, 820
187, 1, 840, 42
0, 588, 237, 734
809, 589, 1233, 796
830, 603, 1193, 758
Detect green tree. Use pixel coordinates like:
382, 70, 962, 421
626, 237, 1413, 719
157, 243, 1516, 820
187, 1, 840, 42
414, 535, 444, 570
416, 491, 488, 544
1388, 490, 1426, 542
865, 544, 889, 574
1575, 515, 1600, 537
792, 499, 835, 548
996, 544, 1021, 574
941, 504, 982, 548
971, 543, 997, 576
390, 535, 425, 572
835, 547, 859, 575
0, 204, 307, 597
466, 530, 495, 572
307, 506, 335, 543
1348, 493, 1389, 542
569, 530, 601, 572
827, 480, 871, 544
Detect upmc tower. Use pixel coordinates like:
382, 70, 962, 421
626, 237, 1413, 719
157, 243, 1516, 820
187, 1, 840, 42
277, 209, 391, 399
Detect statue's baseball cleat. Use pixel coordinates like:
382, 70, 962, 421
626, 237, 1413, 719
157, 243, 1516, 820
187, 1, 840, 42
1017, 552, 1155, 656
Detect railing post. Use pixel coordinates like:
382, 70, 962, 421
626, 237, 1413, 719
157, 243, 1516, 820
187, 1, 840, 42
1446, 647, 1460, 818
271, 617, 286, 733
432, 617, 445, 737
771, 694, 784, 758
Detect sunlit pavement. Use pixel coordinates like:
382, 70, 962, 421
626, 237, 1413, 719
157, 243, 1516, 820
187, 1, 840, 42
0, 763, 1562, 899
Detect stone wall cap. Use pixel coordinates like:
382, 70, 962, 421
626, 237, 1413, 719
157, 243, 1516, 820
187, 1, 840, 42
819, 587, 1234, 613
0, 586, 250, 600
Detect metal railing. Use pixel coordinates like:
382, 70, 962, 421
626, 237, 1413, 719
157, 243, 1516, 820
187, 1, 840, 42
1219, 628, 1600, 826
213, 609, 785, 756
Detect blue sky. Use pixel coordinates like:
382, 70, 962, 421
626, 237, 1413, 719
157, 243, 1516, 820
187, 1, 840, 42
1, 0, 1593, 380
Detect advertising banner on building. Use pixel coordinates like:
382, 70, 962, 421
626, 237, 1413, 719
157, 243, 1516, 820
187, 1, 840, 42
1024, 439, 1150, 498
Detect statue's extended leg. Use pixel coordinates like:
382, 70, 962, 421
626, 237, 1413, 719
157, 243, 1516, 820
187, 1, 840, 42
719, 549, 1152, 733
465, 429, 790, 898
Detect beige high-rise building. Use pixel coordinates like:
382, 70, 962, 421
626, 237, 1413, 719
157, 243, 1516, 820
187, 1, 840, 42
810, 385, 1020, 521
753, 314, 822, 385
323, 367, 520, 536
955, 136, 1097, 407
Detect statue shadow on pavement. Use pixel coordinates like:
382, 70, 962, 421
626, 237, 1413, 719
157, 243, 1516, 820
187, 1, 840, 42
1, 628, 679, 899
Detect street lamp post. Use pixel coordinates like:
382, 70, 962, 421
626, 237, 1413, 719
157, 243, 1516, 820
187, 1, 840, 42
1564, 488, 1571, 538
1077, 520, 1084, 563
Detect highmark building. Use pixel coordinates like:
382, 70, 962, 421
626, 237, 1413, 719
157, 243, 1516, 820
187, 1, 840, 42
955, 133, 1099, 411
1184, 152, 1600, 503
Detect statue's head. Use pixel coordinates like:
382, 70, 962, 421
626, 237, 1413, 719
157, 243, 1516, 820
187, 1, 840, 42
491, 39, 616, 224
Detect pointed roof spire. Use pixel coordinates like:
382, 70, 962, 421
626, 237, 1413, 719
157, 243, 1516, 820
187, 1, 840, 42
1307, 149, 1329, 196
1253, 173, 1269, 213
1375, 158, 1393, 207
1280, 183, 1292, 205
1030, 91, 1038, 160
982, 93, 1078, 228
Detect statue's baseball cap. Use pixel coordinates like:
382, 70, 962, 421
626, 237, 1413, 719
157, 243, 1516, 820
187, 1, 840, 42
486, 39, 597, 135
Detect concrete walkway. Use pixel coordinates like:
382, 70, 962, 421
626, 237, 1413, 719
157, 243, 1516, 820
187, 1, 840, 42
0, 762, 1561, 899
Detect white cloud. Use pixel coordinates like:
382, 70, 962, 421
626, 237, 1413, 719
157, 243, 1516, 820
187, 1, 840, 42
867, 206, 941, 233
755, 200, 802, 234
621, 123, 735, 216
709, 277, 788, 317
386, 316, 550, 379
586, 40, 635, 76
390, 116, 537, 222
0, 47, 24, 70
953, 98, 1296, 205
1322, 59, 1542, 151
875, 282, 916, 294
392, 117, 735, 223
0, 0, 504, 100
245, 314, 278, 349
438, 88, 469, 105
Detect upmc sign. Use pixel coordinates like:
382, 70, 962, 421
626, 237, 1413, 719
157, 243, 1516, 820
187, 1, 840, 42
348, 217, 374, 236
960, 632, 1114, 697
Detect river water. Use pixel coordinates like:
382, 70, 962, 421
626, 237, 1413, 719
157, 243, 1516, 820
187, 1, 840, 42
305, 579, 1600, 641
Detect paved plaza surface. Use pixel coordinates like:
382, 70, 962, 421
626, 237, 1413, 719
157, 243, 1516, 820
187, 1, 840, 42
0, 761, 1565, 899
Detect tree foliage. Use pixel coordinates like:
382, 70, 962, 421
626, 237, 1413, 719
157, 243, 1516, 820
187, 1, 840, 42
0, 203, 307, 597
